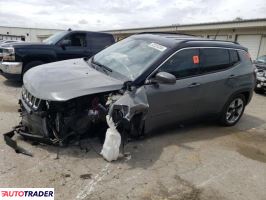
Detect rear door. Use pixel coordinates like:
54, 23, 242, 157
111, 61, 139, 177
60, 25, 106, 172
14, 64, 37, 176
196, 48, 240, 116
145, 48, 202, 131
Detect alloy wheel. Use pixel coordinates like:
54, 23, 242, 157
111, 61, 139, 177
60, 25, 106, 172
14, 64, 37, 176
226, 98, 244, 124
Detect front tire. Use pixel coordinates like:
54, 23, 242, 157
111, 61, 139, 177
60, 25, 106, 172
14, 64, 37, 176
219, 94, 246, 126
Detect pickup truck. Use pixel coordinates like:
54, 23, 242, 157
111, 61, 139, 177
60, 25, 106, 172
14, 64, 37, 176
0, 30, 115, 80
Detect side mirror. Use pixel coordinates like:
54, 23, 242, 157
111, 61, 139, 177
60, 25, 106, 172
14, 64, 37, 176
60, 39, 71, 49
153, 72, 176, 84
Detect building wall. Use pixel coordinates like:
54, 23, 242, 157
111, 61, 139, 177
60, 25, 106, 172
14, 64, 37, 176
107, 20, 266, 59
180, 28, 266, 58
0, 26, 62, 42
112, 27, 266, 59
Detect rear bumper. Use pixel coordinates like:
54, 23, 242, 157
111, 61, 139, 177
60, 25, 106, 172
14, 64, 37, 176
0, 62, 22, 80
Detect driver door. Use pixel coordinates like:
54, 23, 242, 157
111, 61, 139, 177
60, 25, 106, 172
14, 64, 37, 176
144, 48, 202, 132
56, 32, 89, 60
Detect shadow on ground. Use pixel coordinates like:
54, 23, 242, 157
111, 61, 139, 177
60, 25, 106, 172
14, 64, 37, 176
3, 79, 22, 88
123, 113, 266, 169
15, 113, 266, 169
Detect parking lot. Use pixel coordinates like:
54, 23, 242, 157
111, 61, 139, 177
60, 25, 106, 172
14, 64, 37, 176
0, 75, 265, 200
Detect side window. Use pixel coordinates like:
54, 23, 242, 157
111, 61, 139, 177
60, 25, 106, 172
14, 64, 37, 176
65, 33, 87, 47
229, 50, 240, 65
89, 35, 114, 52
159, 49, 200, 78
200, 48, 230, 73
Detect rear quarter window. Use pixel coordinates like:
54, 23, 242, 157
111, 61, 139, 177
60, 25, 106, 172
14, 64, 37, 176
229, 50, 240, 65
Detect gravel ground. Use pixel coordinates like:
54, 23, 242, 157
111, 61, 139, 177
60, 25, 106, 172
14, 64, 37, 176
0, 75, 266, 200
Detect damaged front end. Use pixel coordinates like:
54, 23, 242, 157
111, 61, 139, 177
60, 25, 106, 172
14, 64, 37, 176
12, 84, 149, 149
108, 86, 149, 138
17, 86, 115, 145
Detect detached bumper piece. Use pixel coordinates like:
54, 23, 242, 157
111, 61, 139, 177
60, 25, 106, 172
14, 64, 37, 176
3, 126, 33, 157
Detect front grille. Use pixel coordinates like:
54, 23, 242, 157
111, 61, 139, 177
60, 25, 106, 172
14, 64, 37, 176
21, 86, 42, 110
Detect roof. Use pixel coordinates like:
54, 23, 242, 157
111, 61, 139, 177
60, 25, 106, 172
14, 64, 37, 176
103, 18, 266, 34
70, 30, 114, 36
132, 33, 246, 50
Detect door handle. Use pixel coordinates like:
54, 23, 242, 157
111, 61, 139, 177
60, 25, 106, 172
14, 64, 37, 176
188, 83, 201, 88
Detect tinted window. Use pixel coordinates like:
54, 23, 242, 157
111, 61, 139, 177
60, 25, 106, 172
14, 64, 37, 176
159, 49, 200, 78
200, 48, 230, 73
43, 31, 67, 45
65, 33, 87, 47
89, 35, 114, 52
229, 50, 240, 65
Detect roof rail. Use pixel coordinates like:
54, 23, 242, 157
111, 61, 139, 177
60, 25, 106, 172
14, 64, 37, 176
136, 32, 240, 45
136, 32, 197, 37
183, 39, 240, 45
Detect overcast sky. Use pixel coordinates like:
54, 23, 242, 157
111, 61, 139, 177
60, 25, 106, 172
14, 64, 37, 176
0, 0, 265, 31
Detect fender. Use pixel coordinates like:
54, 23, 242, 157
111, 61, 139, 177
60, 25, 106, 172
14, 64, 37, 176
17, 48, 57, 66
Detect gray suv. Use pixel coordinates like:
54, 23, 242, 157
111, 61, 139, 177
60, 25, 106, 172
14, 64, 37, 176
16, 33, 255, 144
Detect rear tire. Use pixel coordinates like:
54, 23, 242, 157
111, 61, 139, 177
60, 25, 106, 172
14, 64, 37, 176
22, 61, 44, 76
219, 94, 246, 126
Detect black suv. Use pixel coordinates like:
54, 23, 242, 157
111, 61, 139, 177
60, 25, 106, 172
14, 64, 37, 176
0, 30, 115, 80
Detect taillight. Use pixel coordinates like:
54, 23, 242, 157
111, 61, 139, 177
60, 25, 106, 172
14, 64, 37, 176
246, 52, 252, 62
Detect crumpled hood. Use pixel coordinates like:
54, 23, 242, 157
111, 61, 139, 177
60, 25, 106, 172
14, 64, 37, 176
23, 59, 124, 101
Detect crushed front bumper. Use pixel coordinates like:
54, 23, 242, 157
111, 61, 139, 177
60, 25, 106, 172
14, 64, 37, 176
19, 98, 53, 143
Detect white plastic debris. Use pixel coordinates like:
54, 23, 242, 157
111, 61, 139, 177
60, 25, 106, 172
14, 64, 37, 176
101, 115, 121, 162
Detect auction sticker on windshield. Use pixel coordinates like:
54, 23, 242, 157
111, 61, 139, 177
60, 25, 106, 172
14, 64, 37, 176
148, 43, 167, 52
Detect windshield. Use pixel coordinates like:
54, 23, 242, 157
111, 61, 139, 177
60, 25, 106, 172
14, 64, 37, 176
43, 31, 67, 44
93, 38, 167, 80
256, 55, 266, 63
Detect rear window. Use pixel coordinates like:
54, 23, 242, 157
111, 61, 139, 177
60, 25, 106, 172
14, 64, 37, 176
200, 48, 230, 73
89, 35, 114, 52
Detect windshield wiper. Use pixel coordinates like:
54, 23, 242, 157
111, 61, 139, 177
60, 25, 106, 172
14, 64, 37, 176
91, 56, 112, 73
